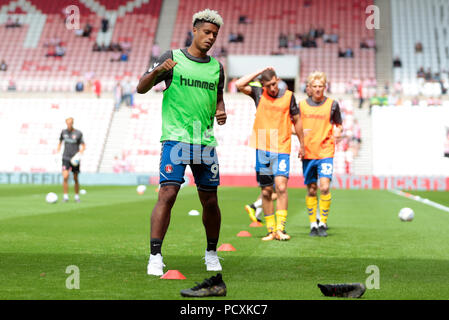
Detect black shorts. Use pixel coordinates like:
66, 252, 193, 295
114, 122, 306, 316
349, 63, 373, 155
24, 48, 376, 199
256, 171, 275, 188
62, 159, 80, 173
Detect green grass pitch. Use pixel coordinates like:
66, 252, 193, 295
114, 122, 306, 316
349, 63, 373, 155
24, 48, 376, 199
0, 184, 448, 300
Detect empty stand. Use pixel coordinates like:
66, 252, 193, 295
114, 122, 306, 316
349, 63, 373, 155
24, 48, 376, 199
171, 0, 376, 91
391, 0, 449, 95
0, 0, 162, 92
0, 98, 114, 173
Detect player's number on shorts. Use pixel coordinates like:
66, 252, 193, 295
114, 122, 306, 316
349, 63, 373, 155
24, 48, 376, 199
211, 164, 219, 178
320, 163, 333, 175
278, 159, 287, 172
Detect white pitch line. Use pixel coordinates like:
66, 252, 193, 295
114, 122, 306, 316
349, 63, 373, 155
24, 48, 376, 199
388, 189, 449, 213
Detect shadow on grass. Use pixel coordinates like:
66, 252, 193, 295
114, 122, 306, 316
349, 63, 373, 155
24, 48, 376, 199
1, 252, 448, 300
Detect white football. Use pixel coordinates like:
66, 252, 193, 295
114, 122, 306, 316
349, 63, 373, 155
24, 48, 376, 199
46, 192, 58, 204
80, 189, 87, 195
398, 207, 414, 221
70, 152, 81, 166
136, 185, 147, 195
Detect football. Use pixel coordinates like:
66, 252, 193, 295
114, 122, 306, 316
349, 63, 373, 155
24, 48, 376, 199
70, 152, 81, 166
45, 192, 58, 204
136, 185, 147, 195
398, 207, 414, 222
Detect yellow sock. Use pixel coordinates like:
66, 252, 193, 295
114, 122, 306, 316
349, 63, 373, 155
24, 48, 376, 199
265, 214, 276, 233
306, 196, 318, 223
276, 210, 288, 232
319, 193, 332, 224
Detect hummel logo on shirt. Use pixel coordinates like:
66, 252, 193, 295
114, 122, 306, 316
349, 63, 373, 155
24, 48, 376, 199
180, 75, 216, 91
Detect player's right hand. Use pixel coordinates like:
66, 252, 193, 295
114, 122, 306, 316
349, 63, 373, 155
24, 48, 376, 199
156, 59, 177, 73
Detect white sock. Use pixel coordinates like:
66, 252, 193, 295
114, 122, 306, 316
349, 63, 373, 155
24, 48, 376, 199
311, 221, 318, 229
255, 207, 263, 220
63, 194, 69, 200
253, 198, 262, 208
74, 194, 80, 200
319, 221, 326, 227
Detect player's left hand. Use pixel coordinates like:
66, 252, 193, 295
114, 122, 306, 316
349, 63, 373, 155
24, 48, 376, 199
298, 146, 305, 159
215, 109, 227, 125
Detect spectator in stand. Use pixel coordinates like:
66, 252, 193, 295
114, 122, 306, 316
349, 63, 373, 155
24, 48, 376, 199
120, 50, 129, 62
185, 31, 193, 47
55, 44, 66, 57
0, 59, 7, 71
352, 119, 362, 157
366, 38, 376, 50
308, 25, 317, 39
6, 17, 22, 28
45, 45, 56, 57
114, 82, 122, 110
237, 33, 244, 43
384, 82, 390, 95
324, 33, 339, 43
357, 80, 364, 109
75, 80, 84, 92
212, 46, 227, 58
101, 18, 109, 33
394, 81, 403, 96
424, 68, 432, 81
93, 42, 101, 52
345, 47, 354, 58
121, 78, 134, 107
110, 51, 121, 62
150, 42, 161, 65
415, 42, 423, 53
113, 156, 122, 173
360, 38, 370, 49
316, 26, 325, 38
7, 78, 16, 91
417, 67, 425, 78
5, 16, 14, 28
229, 32, 238, 43
278, 33, 288, 48
93, 79, 101, 98
82, 23, 93, 37
440, 79, 447, 95
120, 40, 131, 52
112, 154, 132, 173
14, 17, 22, 27
393, 56, 402, 68
238, 15, 251, 24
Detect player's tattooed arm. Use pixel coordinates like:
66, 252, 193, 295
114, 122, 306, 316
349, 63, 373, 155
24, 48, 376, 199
136, 59, 177, 94
215, 93, 227, 125
235, 66, 274, 95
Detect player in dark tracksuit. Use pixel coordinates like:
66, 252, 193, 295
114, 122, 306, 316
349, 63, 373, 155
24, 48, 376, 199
57, 117, 85, 202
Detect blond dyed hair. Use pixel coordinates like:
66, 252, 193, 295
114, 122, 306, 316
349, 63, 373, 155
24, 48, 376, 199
192, 9, 224, 28
307, 71, 327, 86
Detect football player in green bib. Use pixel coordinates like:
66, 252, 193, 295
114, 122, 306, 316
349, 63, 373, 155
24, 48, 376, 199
137, 9, 227, 276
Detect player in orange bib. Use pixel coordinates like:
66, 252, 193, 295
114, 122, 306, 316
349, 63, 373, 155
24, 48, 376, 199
299, 71, 343, 237
236, 67, 305, 241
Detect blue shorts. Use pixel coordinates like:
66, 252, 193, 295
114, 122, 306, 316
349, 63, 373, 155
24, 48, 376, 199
255, 149, 290, 187
302, 158, 334, 185
159, 140, 219, 191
